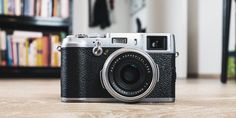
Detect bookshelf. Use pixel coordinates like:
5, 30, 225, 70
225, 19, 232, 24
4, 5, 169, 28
0, 0, 72, 78
0, 15, 70, 31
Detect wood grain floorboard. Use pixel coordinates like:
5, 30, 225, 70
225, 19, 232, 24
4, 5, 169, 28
0, 78, 235, 118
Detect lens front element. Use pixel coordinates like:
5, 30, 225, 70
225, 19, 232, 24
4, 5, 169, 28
121, 64, 140, 84
102, 48, 159, 102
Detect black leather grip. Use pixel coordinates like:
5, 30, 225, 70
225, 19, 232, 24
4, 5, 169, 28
61, 47, 176, 99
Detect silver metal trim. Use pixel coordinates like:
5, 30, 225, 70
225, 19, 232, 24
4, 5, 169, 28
57, 46, 61, 52
101, 48, 159, 103
100, 70, 105, 89
61, 97, 175, 103
62, 33, 175, 53
92, 41, 103, 56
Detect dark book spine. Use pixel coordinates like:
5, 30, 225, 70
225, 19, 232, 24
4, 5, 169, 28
21, 0, 24, 16
16, 42, 19, 66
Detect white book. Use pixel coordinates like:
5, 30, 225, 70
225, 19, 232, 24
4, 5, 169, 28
28, 40, 37, 66
0, 31, 6, 50
12, 41, 17, 66
29, 0, 35, 16
13, 30, 43, 38
0, 32, 1, 64
41, 0, 49, 17
15, 0, 21, 16
0, 31, 2, 50
19, 41, 24, 66
36, 0, 41, 16
12, 31, 42, 66
61, 0, 69, 18
12, 36, 24, 66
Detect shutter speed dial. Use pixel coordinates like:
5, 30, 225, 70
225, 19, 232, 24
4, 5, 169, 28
93, 41, 103, 56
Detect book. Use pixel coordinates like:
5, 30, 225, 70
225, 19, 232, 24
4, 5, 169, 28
12, 36, 23, 66
25, 39, 29, 65
20, 0, 24, 16
28, 38, 37, 66
0, 0, 3, 14
8, 0, 15, 15
52, 0, 58, 16
42, 36, 49, 66
50, 35, 60, 67
18, 39, 27, 66
3, 0, 8, 15
48, 0, 52, 17
56, 0, 61, 17
0, 31, 7, 66
0, 31, 2, 65
41, 0, 49, 17
13, 30, 43, 37
35, 0, 41, 16
13, 30, 42, 66
61, 0, 69, 18
6, 35, 13, 66
1, 30, 63, 67
23, 0, 30, 16
12, 38, 17, 66
36, 38, 43, 66
16, 42, 19, 65
29, 0, 35, 16
23, 0, 36, 16
1, 0, 70, 18
15, 0, 21, 16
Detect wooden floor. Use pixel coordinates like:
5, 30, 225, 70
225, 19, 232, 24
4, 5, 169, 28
0, 78, 236, 118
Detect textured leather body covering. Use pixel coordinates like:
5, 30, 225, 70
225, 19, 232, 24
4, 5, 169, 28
61, 47, 176, 99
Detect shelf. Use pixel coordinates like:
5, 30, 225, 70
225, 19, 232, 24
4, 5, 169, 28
0, 15, 70, 27
0, 15, 70, 32
229, 51, 236, 57
0, 15, 69, 78
0, 67, 60, 78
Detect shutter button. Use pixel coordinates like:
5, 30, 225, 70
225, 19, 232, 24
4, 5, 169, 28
93, 41, 103, 56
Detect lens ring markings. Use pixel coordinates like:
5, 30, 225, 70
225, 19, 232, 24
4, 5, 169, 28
101, 48, 159, 102
108, 52, 153, 97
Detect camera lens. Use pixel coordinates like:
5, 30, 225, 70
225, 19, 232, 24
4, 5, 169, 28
101, 48, 159, 102
112, 61, 147, 93
121, 64, 140, 84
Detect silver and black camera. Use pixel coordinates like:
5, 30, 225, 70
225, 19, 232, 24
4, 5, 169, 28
61, 33, 176, 103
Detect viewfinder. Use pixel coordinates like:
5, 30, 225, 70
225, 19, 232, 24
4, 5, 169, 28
147, 36, 167, 50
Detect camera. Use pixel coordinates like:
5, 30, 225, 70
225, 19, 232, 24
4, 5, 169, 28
61, 33, 176, 103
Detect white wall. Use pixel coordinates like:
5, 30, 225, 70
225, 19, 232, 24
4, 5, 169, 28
146, 0, 188, 78
73, 0, 130, 34
229, 2, 236, 52
73, 0, 89, 34
74, 0, 236, 77
73, 0, 188, 78
188, 0, 235, 75
130, 1, 147, 32
89, 1, 131, 33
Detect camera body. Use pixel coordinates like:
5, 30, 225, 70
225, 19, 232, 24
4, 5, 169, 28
61, 33, 176, 103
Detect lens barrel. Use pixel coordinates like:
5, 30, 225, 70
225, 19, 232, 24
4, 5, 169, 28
101, 48, 159, 102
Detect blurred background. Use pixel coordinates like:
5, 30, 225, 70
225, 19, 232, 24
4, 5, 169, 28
74, 0, 236, 79
0, 0, 235, 79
